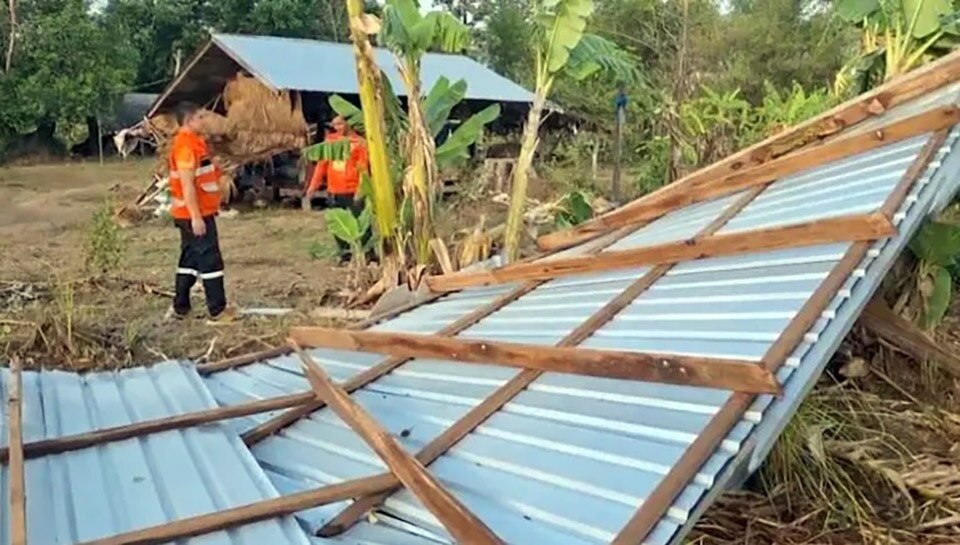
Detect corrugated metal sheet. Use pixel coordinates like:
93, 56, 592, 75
212, 34, 534, 104
0, 362, 311, 545
193, 101, 960, 543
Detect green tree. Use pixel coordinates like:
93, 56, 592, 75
0, 0, 138, 154
502, 0, 638, 261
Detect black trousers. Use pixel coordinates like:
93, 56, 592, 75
329, 193, 369, 260
174, 216, 227, 316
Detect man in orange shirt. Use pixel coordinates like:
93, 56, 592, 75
168, 102, 233, 322
304, 115, 370, 262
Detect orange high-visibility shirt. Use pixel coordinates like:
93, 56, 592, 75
168, 128, 221, 219
307, 133, 369, 196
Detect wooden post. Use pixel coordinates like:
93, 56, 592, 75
8, 359, 27, 545
612, 90, 626, 202
295, 344, 505, 545
97, 117, 104, 166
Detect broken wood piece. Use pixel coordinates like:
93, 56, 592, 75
294, 343, 506, 545
310, 307, 371, 321
429, 213, 896, 292
288, 327, 780, 394
537, 105, 960, 251
7, 359, 27, 545
0, 391, 315, 464
196, 345, 292, 375
861, 298, 960, 379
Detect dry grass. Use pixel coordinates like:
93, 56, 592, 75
0, 159, 354, 370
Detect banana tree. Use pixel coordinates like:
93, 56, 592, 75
502, 0, 638, 262
343, 0, 399, 259
380, 0, 472, 263
834, 0, 959, 94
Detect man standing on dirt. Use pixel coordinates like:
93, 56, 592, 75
167, 102, 234, 323
303, 115, 370, 262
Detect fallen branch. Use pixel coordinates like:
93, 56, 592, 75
860, 298, 960, 379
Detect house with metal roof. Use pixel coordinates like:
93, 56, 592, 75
149, 33, 536, 127
4, 51, 960, 545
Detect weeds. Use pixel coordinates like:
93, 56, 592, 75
85, 198, 125, 274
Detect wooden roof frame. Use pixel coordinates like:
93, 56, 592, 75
537, 50, 960, 252
7, 359, 26, 545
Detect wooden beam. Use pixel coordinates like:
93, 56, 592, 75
318, 175, 769, 537
0, 392, 315, 464
880, 128, 952, 218
537, 50, 960, 251
289, 328, 780, 394
242, 224, 641, 446
295, 345, 505, 545
429, 213, 896, 292
7, 359, 27, 545
196, 345, 292, 375
861, 298, 960, 379
75, 473, 397, 545
240, 281, 545, 445
611, 241, 873, 544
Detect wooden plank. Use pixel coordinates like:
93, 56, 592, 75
880, 128, 952, 217
75, 473, 397, 545
0, 392, 315, 464
7, 359, 27, 545
610, 242, 873, 544
197, 345, 291, 375
318, 176, 768, 536
295, 345, 505, 545
241, 281, 544, 445
429, 213, 896, 292
861, 298, 960, 379
537, 51, 960, 251
289, 327, 780, 393
243, 224, 640, 446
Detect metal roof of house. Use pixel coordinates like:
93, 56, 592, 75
149, 34, 534, 117
194, 93, 960, 543
0, 362, 311, 545
214, 34, 534, 103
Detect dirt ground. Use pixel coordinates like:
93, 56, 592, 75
0, 159, 356, 369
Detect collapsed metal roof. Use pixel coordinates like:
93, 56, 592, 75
5, 52, 960, 545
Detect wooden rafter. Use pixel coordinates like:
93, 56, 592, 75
428, 213, 896, 292
611, 107, 951, 543
240, 226, 640, 446
75, 473, 397, 545
0, 391, 315, 464
7, 359, 27, 545
289, 327, 780, 393
537, 52, 960, 251
880, 128, 952, 217
295, 344, 505, 545
239, 281, 543, 445
196, 345, 293, 375
318, 188, 766, 536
